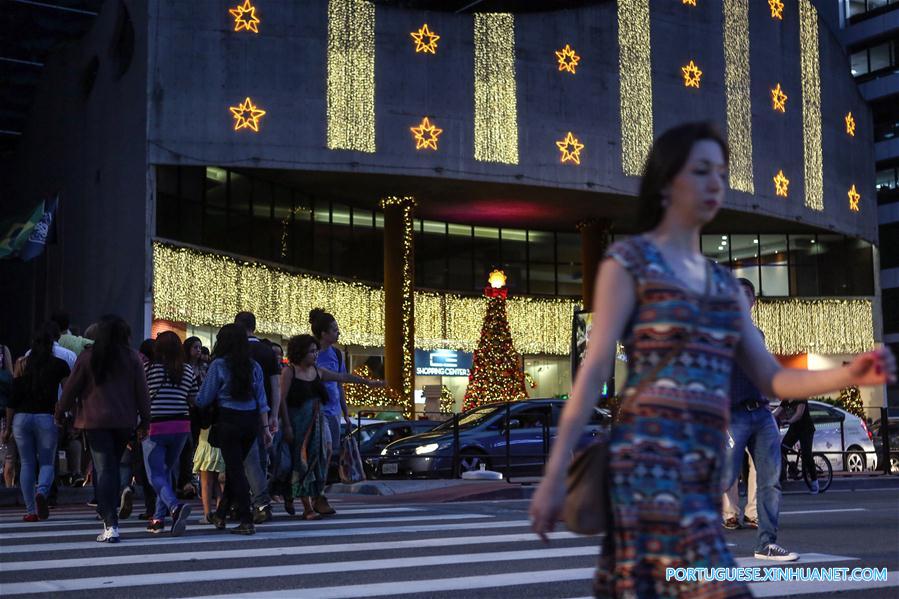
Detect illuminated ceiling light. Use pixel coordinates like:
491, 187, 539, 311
845, 112, 856, 136
768, 0, 784, 19
681, 60, 703, 88
556, 131, 585, 165
848, 184, 860, 211
771, 83, 788, 112
229, 97, 266, 132
555, 44, 580, 74
410, 117, 443, 151
229, 0, 260, 33
773, 169, 790, 197
410, 23, 440, 54
721, 235, 727, 240
488, 269, 507, 289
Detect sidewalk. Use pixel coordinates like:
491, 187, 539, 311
2, 472, 897, 508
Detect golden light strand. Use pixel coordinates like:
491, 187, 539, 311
723, 0, 754, 193
799, 0, 824, 211
473, 13, 519, 164
753, 299, 874, 356
618, 0, 653, 176
326, 0, 376, 153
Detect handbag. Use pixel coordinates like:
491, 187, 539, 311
563, 262, 710, 535
338, 434, 366, 484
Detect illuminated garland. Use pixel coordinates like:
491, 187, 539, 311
326, 0, 375, 152
723, 0, 754, 193
152, 243, 873, 357
618, 0, 653, 176
379, 196, 416, 416
344, 365, 404, 409
473, 13, 518, 164
753, 299, 874, 356
799, 0, 824, 211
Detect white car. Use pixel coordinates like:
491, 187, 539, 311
779, 400, 877, 472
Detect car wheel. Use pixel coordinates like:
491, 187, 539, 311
845, 449, 866, 472
459, 450, 490, 474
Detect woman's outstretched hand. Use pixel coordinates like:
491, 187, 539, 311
847, 347, 897, 387
529, 475, 566, 543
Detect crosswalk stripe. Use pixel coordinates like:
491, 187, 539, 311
0, 546, 600, 595
0, 519, 533, 555
190, 568, 598, 599
749, 571, 899, 596
1, 531, 583, 572
0, 507, 424, 530
735, 553, 858, 566
0, 513, 489, 541
779, 508, 867, 515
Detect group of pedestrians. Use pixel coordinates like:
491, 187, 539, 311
2, 307, 383, 543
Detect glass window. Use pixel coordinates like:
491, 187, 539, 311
331, 204, 351, 226
557, 232, 580, 263
557, 262, 582, 297
701, 234, 730, 265
816, 235, 847, 296
789, 234, 818, 296
528, 231, 555, 263
876, 168, 897, 191
845, 238, 874, 296
529, 262, 555, 295
501, 262, 527, 294
288, 201, 313, 269
205, 167, 227, 209
501, 228, 528, 261
845, 0, 866, 18
416, 229, 448, 289
730, 234, 759, 292
850, 50, 868, 76
313, 199, 331, 272
422, 220, 445, 234
473, 227, 500, 283
353, 207, 373, 229
868, 41, 892, 72
759, 234, 788, 297
447, 224, 472, 291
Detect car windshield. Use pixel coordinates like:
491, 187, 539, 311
433, 406, 499, 430
352, 425, 381, 445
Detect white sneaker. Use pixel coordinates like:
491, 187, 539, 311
809, 480, 820, 495
754, 543, 798, 561
96, 525, 121, 543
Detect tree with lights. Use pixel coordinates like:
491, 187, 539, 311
462, 270, 528, 411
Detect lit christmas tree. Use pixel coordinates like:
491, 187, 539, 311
462, 270, 528, 411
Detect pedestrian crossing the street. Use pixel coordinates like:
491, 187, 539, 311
0, 500, 895, 598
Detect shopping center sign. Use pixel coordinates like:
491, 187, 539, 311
414, 349, 473, 377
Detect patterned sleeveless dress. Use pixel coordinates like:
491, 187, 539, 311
594, 237, 752, 599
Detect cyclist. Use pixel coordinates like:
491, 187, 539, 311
774, 398, 818, 494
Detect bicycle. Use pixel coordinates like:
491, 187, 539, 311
782, 444, 833, 493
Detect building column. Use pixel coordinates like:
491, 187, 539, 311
577, 219, 612, 310
381, 196, 416, 418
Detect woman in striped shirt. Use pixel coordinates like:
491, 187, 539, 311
143, 331, 199, 536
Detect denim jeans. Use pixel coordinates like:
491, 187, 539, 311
324, 413, 340, 467
726, 406, 782, 552
12, 413, 58, 515
244, 436, 271, 510
85, 429, 131, 527
143, 432, 189, 520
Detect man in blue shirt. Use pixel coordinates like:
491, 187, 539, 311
726, 279, 797, 562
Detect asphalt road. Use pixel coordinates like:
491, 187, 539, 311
0, 486, 896, 598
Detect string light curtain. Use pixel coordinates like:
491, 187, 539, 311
617, 0, 653, 176
473, 12, 519, 164
326, 0, 376, 152
753, 299, 874, 356
799, 0, 824, 211
722, 0, 754, 193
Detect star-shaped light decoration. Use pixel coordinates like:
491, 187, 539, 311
410, 117, 443, 150
682, 0, 697, 5
773, 170, 790, 197
229, 0, 260, 34
848, 185, 860, 212
556, 132, 585, 165
555, 44, 581, 74
682, 60, 703, 88
768, 0, 784, 20
845, 112, 856, 137
410, 24, 440, 54
229, 97, 266, 132
771, 83, 788, 112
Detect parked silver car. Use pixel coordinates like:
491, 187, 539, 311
779, 400, 877, 472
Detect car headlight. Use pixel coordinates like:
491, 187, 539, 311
380, 448, 388, 456
415, 443, 440, 455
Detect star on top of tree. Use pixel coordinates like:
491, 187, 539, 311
411, 24, 440, 54
410, 117, 443, 150
229, 0, 260, 33
555, 44, 580, 74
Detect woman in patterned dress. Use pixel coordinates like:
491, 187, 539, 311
530, 122, 896, 598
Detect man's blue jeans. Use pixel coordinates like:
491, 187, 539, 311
244, 436, 271, 510
85, 429, 131, 527
143, 433, 189, 520
726, 406, 782, 552
12, 413, 58, 515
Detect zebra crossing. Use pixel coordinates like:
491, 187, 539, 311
0, 499, 895, 598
